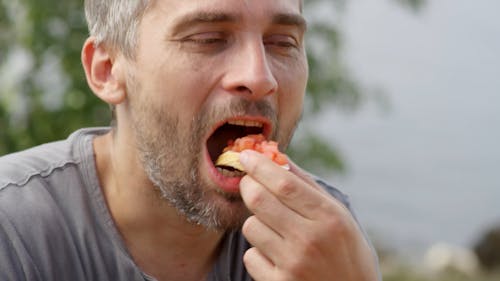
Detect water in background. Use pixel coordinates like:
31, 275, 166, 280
309, 0, 500, 261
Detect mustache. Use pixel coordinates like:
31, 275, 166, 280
195, 98, 279, 137
226, 98, 276, 120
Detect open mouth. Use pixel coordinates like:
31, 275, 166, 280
206, 119, 269, 178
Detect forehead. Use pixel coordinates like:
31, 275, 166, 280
146, 0, 303, 27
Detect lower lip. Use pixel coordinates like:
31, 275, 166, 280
205, 149, 243, 193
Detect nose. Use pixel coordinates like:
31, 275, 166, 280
222, 41, 278, 99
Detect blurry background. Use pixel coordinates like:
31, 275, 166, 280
302, 0, 500, 280
327, 0, 500, 257
1, 0, 499, 280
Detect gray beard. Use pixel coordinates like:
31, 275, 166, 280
141, 146, 246, 230
131, 97, 284, 231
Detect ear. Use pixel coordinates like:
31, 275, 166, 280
81, 37, 126, 105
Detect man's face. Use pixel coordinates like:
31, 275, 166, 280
124, 0, 308, 230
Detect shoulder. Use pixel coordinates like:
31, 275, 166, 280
0, 127, 108, 191
312, 175, 352, 209
0, 140, 75, 190
0, 127, 112, 219
0, 127, 111, 234
0, 127, 127, 280
0, 128, 90, 225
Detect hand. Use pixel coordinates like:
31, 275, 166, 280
238, 150, 379, 281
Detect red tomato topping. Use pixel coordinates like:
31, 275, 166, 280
223, 134, 288, 165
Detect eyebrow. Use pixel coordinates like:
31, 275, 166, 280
171, 12, 238, 34
170, 11, 307, 34
272, 13, 308, 31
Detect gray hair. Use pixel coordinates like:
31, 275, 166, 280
84, 0, 152, 59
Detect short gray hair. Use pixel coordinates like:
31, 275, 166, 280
84, 0, 152, 59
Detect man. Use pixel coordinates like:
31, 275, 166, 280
0, 0, 379, 280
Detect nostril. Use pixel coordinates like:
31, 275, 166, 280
236, 86, 250, 93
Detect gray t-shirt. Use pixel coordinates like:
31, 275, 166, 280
0, 128, 362, 281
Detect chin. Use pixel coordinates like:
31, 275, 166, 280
198, 185, 251, 231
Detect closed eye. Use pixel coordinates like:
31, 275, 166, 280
177, 32, 230, 53
265, 34, 298, 48
185, 32, 228, 44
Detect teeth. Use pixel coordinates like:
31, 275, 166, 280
227, 120, 263, 128
217, 167, 246, 178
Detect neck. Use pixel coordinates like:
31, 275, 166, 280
93, 131, 224, 281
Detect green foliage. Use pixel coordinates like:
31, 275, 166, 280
0, 0, 109, 155
306, 22, 361, 114
289, 0, 363, 173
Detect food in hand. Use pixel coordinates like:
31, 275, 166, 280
215, 134, 289, 172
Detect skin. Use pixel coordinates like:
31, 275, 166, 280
81, 0, 378, 280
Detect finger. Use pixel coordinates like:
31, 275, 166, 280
240, 175, 304, 234
242, 215, 286, 262
240, 150, 334, 220
243, 247, 275, 281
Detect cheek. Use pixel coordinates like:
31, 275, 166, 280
279, 90, 304, 127
145, 57, 217, 123
277, 63, 307, 118
274, 67, 306, 147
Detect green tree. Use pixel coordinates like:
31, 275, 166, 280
1, 0, 109, 154
0, 0, 425, 173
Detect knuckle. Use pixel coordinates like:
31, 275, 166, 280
324, 215, 350, 236
244, 188, 266, 210
291, 227, 327, 260
281, 257, 307, 280
298, 234, 322, 259
275, 178, 296, 198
